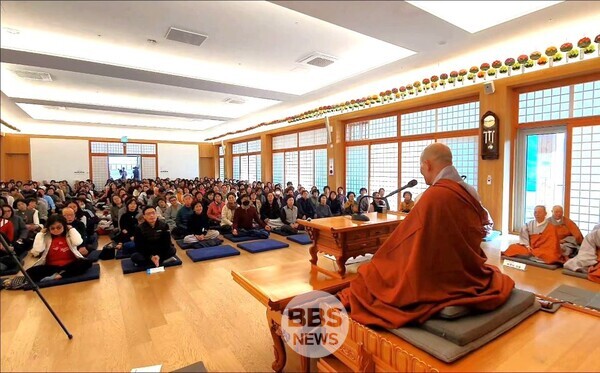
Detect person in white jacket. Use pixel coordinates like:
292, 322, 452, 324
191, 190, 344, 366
3, 214, 92, 289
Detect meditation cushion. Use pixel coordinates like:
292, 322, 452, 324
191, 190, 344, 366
562, 268, 589, 279
237, 239, 289, 253
286, 234, 312, 245
223, 233, 266, 243
32, 264, 101, 289
186, 245, 240, 262
176, 239, 223, 250
121, 255, 182, 274
422, 289, 535, 346
501, 255, 560, 270
389, 300, 540, 363
86, 250, 102, 262
547, 284, 600, 311
437, 306, 471, 320
0, 251, 27, 276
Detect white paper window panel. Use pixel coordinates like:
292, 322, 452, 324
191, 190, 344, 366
369, 143, 399, 210
219, 157, 225, 180
91, 156, 108, 190
273, 133, 298, 150
90, 141, 108, 153
90, 141, 124, 154
570, 125, 600, 234
299, 150, 315, 188
573, 80, 600, 118
273, 153, 284, 186
219, 146, 225, 156
247, 139, 262, 153
256, 155, 262, 182
284, 151, 299, 187
437, 102, 479, 132
400, 139, 434, 197
126, 143, 142, 154
346, 145, 369, 196
299, 128, 328, 147
142, 157, 156, 179
518, 86, 570, 123
248, 155, 256, 182
400, 109, 436, 136
107, 142, 125, 154
232, 142, 248, 155
232, 156, 240, 180
314, 149, 328, 191
346, 116, 397, 141
438, 136, 479, 190
240, 155, 249, 181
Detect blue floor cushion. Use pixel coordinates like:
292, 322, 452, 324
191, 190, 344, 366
0, 251, 28, 276
186, 245, 240, 262
286, 234, 312, 245
33, 264, 101, 289
237, 239, 289, 253
86, 250, 102, 262
121, 255, 183, 274
223, 234, 265, 243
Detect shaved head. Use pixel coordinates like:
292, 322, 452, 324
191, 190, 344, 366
533, 205, 547, 223
552, 205, 564, 220
420, 143, 453, 185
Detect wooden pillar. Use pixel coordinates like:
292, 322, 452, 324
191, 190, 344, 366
224, 142, 233, 179
261, 133, 272, 183
198, 143, 215, 178
0, 134, 31, 181
327, 118, 345, 190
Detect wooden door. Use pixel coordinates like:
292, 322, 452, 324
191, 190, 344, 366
5, 154, 31, 181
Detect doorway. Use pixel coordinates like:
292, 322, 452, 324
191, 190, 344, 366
514, 127, 566, 230
108, 155, 140, 180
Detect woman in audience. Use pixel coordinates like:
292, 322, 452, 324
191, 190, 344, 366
155, 197, 168, 219
1, 205, 30, 254
401, 191, 415, 213
31, 197, 48, 224
310, 189, 320, 208
327, 191, 343, 216
316, 195, 333, 218
337, 187, 347, 205
207, 192, 225, 227
280, 196, 303, 235
249, 191, 262, 212
261, 192, 284, 230
2, 214, 92, 290
0, 213, 16, 275
173, 194, 194, 238
220, 192, 237, 233
115, 198, 141, 254
344, 192, 359, 215
368, 192, 386, 213
183, 202, 220, 244
164, 195, 181, 230
110, 195, 124, 229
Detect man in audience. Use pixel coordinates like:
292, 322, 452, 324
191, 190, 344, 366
164, 195, 181, 230
21, 183, 36, 199
173, 194, 194, 238
548, 205, 583, 257
132, 206, 177, 267
38, 188, 56, 214
232, 195, 271, 238
502, 205, 564, 264
280, 196, 303, 235
10, 187, 24, 202
338, 143, 514, 328
297, 189, 316, 220
564, 224, 600, 283
1, 189, 15, 209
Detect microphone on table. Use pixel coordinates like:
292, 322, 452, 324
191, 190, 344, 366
352, 179, 418, 222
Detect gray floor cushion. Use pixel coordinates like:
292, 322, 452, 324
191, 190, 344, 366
422, 289, 535, 346
547, 284, 600, 311
501, 255, 560, 270
389, 302, 540, 363
562, 269, 589, 279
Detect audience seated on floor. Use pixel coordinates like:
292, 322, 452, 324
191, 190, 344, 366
220, 192, 237, 233
316, 194, 333, 218
164, 195, 181, 230
232, 194, 271, 238
183, 201, 220, 244
173, 194, 194, 239
343, 192, 359, 215
564, 224, 600, 283
368, 192, 386, 213
502, 205, 565, 264
401, 191, 415, 213
3, 214, 92, 290
2, 205, 31, 254
337, 187, 347, 205
309, 188, 319, 209
280, 196, 304, 235
0, 213, 15, 274
131, 206, 177, 268
297, 189, 316, 220
548, 205, 584, 257
115, 198, 141, 253
29, 197, 48, 225
358, 187, 370, 213
14, 198, 42, 239
261, 192, 284, 230
338, 143, 513, 328
207, 192, 225, 227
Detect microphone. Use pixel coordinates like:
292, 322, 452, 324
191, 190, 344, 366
384, 179, 418, 199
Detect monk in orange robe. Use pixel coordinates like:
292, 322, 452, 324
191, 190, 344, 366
338, 143, 514, 329
502, 206, 564, 264
564, 224, 600, 283
548, 205, 583, 257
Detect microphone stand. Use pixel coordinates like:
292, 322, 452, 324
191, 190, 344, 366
0, 233, 73, 339
352, 195, 389, 221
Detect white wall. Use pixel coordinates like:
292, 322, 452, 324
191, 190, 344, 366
158, 143, 199, 179
30, 138, 90, 185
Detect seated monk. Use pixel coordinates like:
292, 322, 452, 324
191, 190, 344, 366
564, 224, 600, 283
338, 143, 514, 328
548, 205, 583, 257
502, 205, 564, 264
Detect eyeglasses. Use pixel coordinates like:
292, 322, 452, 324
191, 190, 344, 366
49, 225, 64, 231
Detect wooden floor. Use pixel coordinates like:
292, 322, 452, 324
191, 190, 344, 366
1, 232, 598, 372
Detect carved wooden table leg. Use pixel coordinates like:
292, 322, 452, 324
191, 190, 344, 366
267, 308, 286, 372
307, 227, 319, 266
336, 255, 347, 277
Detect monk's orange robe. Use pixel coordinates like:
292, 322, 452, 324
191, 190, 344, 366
589, 247, 600, 284
338, 179, 514, 329
503, 224, 564, 264
554, 217, 584, 244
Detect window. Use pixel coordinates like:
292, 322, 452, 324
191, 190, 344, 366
400, 139, 433, 198
369, 143, 399, 210
345, 145, 369, 199
219, 146, 225, 156
127, 143, 156, 155
219, 157, 224, 180
400, 102, 479, 136
231, 139, 261, 181
346, 116, 397, 141
272, 128, 328, 188
438, 136, 479, 190
518, 80, 600, 123
570, 125, 600, 234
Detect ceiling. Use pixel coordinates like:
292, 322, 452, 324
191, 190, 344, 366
0, 1, 598, 142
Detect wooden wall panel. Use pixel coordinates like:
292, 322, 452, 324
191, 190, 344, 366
1, 134, 31, 181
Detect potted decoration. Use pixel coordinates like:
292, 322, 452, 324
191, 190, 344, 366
480, 63, 490, 80
492, 60, 502, 78
487, 68, 496, 77
560, 42, 573, 63
517, 54, 529, 73
537, 56, 548, 66
545, 46, 557, 67
553, 52, 563, 63
499, 65, 508, 75
422, 78, 431, 92
469, 66, 479, 82
505, 57, 515, 76
578, 37, 591, 60
596, 35, 600, 56
450, 71, 459, 86
568, 48, 579, 60
413, 81, 421, 95
431, 75, 439, 90
440, 73, 448, 88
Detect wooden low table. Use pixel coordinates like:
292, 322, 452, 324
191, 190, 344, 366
299, 212, 404, 277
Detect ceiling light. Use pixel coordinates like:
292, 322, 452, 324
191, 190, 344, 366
2, 27, 20, 34
406, 1, 563, 33
223, 98, 245, 105
13, 70, 52, 82
147, 38, 157, 45
297, 53, 337, 68
165, 27, 207, 46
